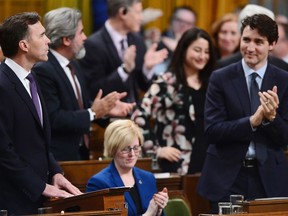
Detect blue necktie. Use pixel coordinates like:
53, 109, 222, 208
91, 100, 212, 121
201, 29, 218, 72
250, 72, 267, 164
250, 73, 260, 113
26, 73, 42, 122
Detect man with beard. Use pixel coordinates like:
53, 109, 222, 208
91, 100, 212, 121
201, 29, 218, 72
33, 7, 135, 161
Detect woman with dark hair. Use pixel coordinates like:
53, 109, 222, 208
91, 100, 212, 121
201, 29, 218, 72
132, 28, 216, 175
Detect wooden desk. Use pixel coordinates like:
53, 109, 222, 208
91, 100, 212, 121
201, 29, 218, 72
155, 173, 182, 191
59, 158, 152, 192
44, 187, 129, 216
26, 210, 122, 216
199, 211, 288, 216
183, 174, 210, 216
155, 173, 210, 216
243, 199, 288, 213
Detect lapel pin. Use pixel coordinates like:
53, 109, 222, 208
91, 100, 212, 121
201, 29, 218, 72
139, 180, 142, 184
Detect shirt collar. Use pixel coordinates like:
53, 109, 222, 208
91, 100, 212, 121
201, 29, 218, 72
105, 20, 127, 45
5, 58, 30, 81
241, 58, 267, 79
50, 49, 70, 68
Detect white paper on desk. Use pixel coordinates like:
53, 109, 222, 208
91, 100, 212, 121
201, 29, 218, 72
255, 197, 288, 201
154, 172, 170, 179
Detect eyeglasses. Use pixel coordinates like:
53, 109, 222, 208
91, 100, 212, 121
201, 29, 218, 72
121, 145, 141, 154
173, 17, 195, 27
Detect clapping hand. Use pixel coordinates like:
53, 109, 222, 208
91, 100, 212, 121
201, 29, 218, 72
259, 86, 278, 122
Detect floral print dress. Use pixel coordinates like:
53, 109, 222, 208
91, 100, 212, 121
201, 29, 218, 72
132, 72, 207, 175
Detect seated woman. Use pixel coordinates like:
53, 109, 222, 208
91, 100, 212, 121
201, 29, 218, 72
86, 119, 168, 216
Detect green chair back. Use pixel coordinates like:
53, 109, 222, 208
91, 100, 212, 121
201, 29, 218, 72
164, 198, 192, 216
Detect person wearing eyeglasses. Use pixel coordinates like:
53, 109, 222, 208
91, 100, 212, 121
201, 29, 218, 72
86, 119, 168, 216
154, 5, 197, 75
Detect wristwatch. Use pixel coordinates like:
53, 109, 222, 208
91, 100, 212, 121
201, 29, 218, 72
89, 108, 97, 120
91, 110, 97, 120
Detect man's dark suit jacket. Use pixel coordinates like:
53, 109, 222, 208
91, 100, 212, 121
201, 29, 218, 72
79, 26, 151, 103
33, 52, 91, 161
216, 51, 288, 71
0, 63, 62, 215
197, 61, 288, 202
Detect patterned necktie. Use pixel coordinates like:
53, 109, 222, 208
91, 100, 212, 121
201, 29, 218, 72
26, 73, 42, 122
250, 72, 267, 163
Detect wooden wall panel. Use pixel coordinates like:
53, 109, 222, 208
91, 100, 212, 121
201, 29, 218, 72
0, 0, 45, 22
143, 0, 249, 33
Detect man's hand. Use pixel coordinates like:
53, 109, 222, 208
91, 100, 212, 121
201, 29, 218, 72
108, 100, 136, 117
259, 86, 278, 122
250, 105, 264, 128
162, 36, 178, 51
144, 43, 168, 70
91, 90, 127, 118
42, 173, 82, 198
157, 146, 181, 162
122, 45, 136, 73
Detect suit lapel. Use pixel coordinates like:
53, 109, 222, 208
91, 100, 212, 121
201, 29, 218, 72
230, 62, 251, 115
102, 27, 122, 65
261, 64, 277, 91
48, 52, 81, 109
2, 63, 42, 127
71, 61, 89, 108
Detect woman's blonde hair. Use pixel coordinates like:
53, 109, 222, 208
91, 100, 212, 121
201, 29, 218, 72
103, 119, 144, 158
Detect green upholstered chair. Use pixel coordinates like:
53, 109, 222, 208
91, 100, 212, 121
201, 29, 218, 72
164, 197, 192, 216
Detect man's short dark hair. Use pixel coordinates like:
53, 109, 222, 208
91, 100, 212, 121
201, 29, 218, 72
241, 14, 278, 45
0, 12, 40, 58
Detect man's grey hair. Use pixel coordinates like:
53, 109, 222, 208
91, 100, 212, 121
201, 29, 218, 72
238, 4, 275, 31
44, 7, 82, 49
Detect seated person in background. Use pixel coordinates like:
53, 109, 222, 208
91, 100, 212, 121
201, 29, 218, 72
211, 13, 240, 60
162, 5, 197, 52
271, 22, 288, 63
155, 6, 197, 75
79, 0, 168, 104
33, 7, 135, 161
132, 28, 216, 175
87, 119, 168, 216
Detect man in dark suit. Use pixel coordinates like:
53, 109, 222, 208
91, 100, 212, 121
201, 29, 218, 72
0, 12, 82, 215
79, 0, 168, 103
33, 7, 135, 161
197, 14, 288, 213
